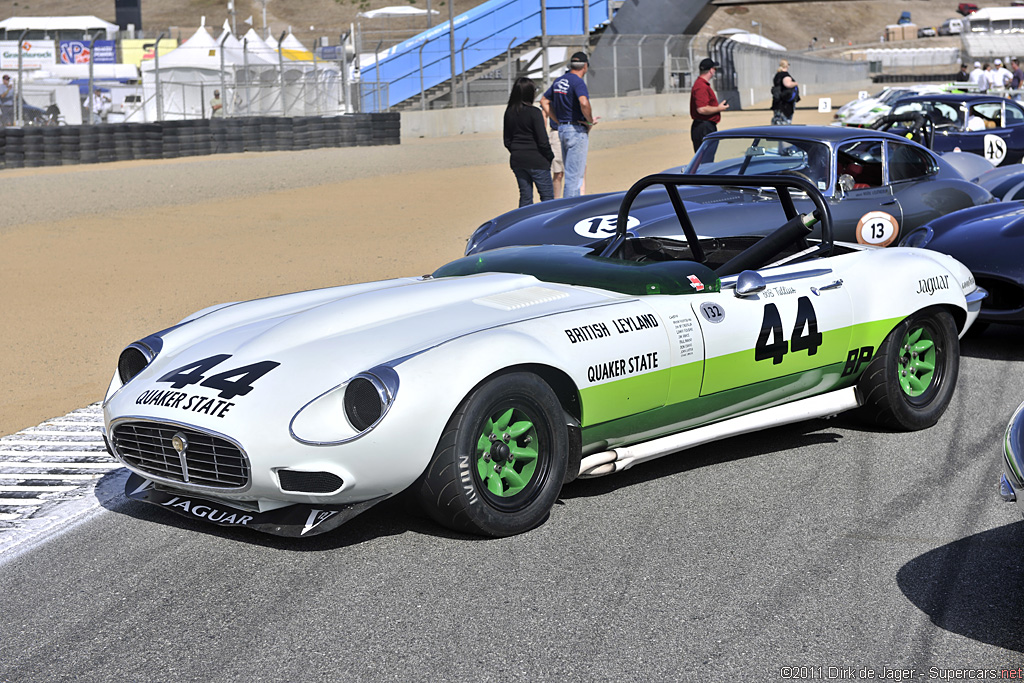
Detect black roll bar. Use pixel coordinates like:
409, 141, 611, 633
599, 173, 834, 262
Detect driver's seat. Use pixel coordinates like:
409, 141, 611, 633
842, 162, 871, 189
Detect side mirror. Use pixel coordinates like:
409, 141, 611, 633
735, 270, 767, 297
837, 173, 855, 193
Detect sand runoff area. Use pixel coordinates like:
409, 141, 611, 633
0, 92, 860, 435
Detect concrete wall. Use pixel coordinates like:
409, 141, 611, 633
401, 91, 693, 138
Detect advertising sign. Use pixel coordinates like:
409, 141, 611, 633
59, 40, 117, 64
120, 38, 178, 67
0, 40, 57, 69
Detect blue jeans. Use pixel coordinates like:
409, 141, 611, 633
559, 123, 589, 198
512, 167, 554, 207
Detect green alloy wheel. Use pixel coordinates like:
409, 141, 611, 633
858, 309, 960, 431
415, 372, 569, 537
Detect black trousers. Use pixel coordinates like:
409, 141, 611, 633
691, 119, 718, 153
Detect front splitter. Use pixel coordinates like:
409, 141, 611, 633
124, 473, 383, 537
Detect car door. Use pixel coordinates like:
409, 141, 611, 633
886, 139, 969, 236
1001, 100, 1024, 164
833, 138, 904, 246
689, 265, 855, 410
961, 100, 1013, 165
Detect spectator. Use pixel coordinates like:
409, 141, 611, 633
954, 63, 970, 83
211, 89, 223, 118
991, 58, 1012, 92
770, 59, 799, 125
540, 52, 598, 199
0, 74, 13, 125
690, 57, 729, 152
969, 61, 986, 90
980, 62, 992, 93
546, 118, 564, 198
504, 77, 554, 207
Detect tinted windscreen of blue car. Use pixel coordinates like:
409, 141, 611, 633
686, 137, 832, 192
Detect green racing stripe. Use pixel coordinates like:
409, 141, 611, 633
577, 315, 905, 430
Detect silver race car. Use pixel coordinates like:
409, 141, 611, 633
103, 175, 985, 538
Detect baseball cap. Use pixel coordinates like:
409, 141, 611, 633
974, 61, 982, 68
699, 58, 721, 72
996, 58, 1003, 65
570, 51, 588, 67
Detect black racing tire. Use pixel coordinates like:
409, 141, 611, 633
414, 372, 568, 537
858, 308, 959, 431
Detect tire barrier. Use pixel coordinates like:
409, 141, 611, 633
0, 112, 400, 171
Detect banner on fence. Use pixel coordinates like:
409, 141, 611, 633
121, 39, 178, 67
59, 40, 117, 64
0, 40, 57, 69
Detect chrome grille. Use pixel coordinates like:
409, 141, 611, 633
111, 421, 250, 489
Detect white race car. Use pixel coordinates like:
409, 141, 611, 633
102, 174, 985, 538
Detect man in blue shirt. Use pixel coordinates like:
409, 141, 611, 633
540, 52, 598, 198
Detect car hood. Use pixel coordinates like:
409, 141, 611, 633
469, 184, 796, 254
920, 202, 1024, 279
111, 272, 621, 419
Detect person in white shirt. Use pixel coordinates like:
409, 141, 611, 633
990, 58, 1013, 92
969, 61, 986, 91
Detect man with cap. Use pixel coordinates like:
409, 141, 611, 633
690, 58, 729, 152
540, 51, 598, 199
0, 74, 13, 125
990, 58, 1012, 92
969, 61, 986, 90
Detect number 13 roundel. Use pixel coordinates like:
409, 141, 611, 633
856, 210, 899, 248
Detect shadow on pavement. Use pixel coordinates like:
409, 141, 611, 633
896, 520, 1024, 653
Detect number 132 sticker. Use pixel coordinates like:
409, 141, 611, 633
856, 210, 900, 247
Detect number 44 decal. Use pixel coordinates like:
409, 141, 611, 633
157, 354, 280, 400
754, 296, 823, 365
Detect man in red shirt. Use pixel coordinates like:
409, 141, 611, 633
690, 58, 730, 152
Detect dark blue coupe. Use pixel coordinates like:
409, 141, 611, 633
889, 93, 1024, 167
467, 126, 994, 255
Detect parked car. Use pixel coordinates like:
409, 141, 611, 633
102, 174, 983, 538
938, 17, 964, 35
917, 26, 938, 38
888, 93, 1024, 166
1000, 399, 1024, 518
901, 201, 1024, 328
834, 84, 946, 128
899, 11, 913, 25
466, 126, 993, 256
957, 3, 979, 16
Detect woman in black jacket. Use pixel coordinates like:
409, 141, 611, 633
503, 77, 555, 207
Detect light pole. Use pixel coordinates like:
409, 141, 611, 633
752, 20, 762, 41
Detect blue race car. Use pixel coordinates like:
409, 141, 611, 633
888, 93, 1024, 167
467, 125, 993, 255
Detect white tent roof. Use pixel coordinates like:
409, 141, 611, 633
280, 32, 309, 52
140, 25, 276, 71
242, 27, 279, 59
0, 15, 117, 32
265, 34, 279, 49
718, 29, 786, 52
357, 6, 440, 19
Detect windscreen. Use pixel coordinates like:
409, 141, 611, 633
685, 136, 832, 192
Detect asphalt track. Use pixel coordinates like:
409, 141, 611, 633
0, 330, 1021, 682
1, 105, 1023, 680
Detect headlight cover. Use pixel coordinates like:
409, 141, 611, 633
290, 365, 399, 445
899, 226, 933, 249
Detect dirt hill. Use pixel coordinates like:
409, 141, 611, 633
6, 0, 1017, 56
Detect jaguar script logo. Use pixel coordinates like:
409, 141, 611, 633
916, 274, 950, 296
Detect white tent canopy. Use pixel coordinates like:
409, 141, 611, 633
718, 29, 786, 52
0, 15, 118, 40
